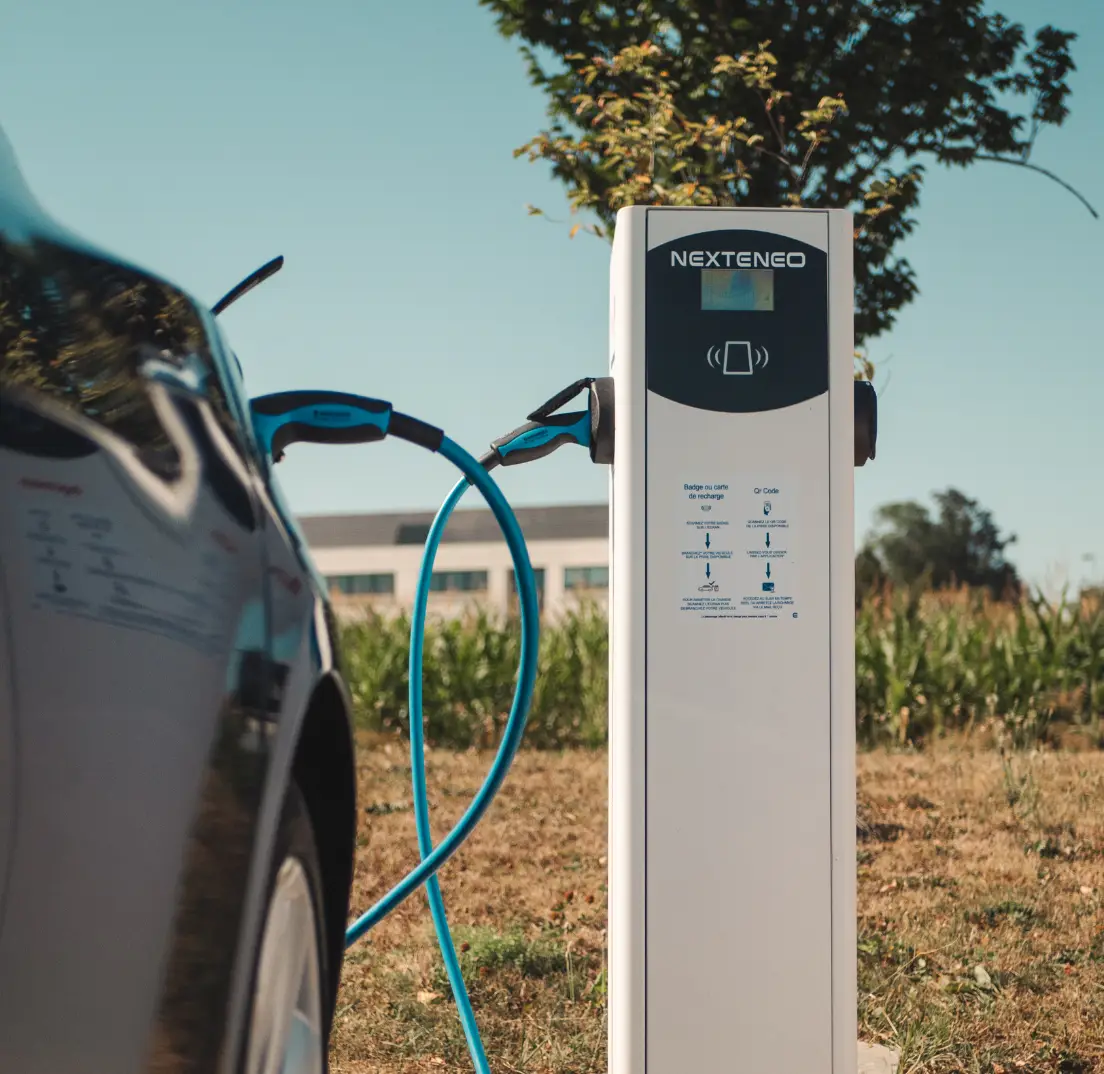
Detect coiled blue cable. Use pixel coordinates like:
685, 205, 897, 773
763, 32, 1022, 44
344, 434, 540, 996
408, 474, 491, 1072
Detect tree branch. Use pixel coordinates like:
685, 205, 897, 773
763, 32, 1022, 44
744, 140, 798, 175
975, 154, 1098, 219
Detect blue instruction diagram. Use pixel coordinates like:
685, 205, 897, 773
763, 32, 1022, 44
674, 477, 799, 621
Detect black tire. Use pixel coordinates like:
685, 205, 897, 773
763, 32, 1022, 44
238, 779, 332, 1074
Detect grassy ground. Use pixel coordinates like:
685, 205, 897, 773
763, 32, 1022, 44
331, 739, 1104, 1074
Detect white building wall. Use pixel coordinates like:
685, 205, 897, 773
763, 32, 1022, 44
309, 535, 609, 620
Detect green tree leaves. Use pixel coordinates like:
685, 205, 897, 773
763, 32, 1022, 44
859, 488, 1020, 599
483, 0, 1083, 344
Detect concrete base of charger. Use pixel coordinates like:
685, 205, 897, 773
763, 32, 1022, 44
858, 1041, 901, 1074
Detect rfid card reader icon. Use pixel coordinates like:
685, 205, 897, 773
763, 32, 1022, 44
706, 341, 769, 375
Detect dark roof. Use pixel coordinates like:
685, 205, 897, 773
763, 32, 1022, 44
298, 503, 609, 548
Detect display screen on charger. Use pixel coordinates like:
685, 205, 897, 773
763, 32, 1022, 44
701, 268, 774, 311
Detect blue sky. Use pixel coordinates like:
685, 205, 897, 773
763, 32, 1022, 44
2, 0, 1100, 589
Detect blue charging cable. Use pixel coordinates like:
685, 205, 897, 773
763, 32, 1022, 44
250, 379, 613, 1072
249, 391, 542, 940
407, 474, 489, 1068
343, 433, 541, 944
398, 379, 611, 1073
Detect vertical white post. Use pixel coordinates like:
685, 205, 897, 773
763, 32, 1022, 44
608, 206, 856, 1074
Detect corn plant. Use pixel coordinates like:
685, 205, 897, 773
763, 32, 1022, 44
341, 588, 1104, 751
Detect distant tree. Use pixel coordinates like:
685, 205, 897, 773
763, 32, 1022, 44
854, 546, 887, 606
482, 0, 1087, 352
858, 488, 1020, 599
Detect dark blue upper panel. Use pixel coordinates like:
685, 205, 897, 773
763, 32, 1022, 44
646, 228, 829, 413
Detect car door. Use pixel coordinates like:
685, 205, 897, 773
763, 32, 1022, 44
0, 235, 273, 1074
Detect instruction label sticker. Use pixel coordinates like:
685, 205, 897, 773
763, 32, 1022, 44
675, 478, 798, 621
17, 503, 237, 655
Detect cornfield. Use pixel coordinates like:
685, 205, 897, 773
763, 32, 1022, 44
340, 588, 1104, 750
856, 586, 1104, 748
340, 604, 609, 750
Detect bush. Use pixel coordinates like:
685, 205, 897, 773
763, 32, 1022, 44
856, 586, 1104, 747
340, 589, 1104, 750
341, 604, 607, 750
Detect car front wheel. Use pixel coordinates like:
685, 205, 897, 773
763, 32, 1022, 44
240, 781, 329, 1074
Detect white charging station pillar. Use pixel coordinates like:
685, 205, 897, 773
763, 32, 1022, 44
608, 207, 856, 1073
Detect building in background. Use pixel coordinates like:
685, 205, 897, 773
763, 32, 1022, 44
298, 504, 609, 620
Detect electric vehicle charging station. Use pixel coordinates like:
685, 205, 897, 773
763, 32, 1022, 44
608, 206, 867, 1074
85, 193, 874, 1074
196, 206, 875, 1074
2, 111, 888, 1072
329, 204, 874, 1074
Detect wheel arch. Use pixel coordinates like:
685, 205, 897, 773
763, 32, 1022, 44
291, 672, 357, 1017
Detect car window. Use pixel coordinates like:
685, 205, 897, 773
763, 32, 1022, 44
1, 235, 245, 480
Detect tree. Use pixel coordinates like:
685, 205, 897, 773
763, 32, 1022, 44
854, 545, 887, 605
858, 488, 1020, 598
482, 0, 1085, 347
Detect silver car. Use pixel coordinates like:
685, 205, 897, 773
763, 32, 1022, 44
0, 126, 356, 1073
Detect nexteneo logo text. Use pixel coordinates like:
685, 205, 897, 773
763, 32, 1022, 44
671, 250, 806, 268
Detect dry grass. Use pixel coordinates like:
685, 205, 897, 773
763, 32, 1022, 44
858, 747, 1104, 1073
332, 738, 1104, 1074
332, 736, 607, 1073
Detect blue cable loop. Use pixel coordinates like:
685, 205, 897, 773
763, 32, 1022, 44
408, 475, 491, 1072
344, 436, 540, 966
342, 399, 596, 1070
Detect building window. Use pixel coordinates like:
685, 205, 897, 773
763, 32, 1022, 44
429, 570, 488, 593
327, 573, 395, 596
564, 566, 609, 590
